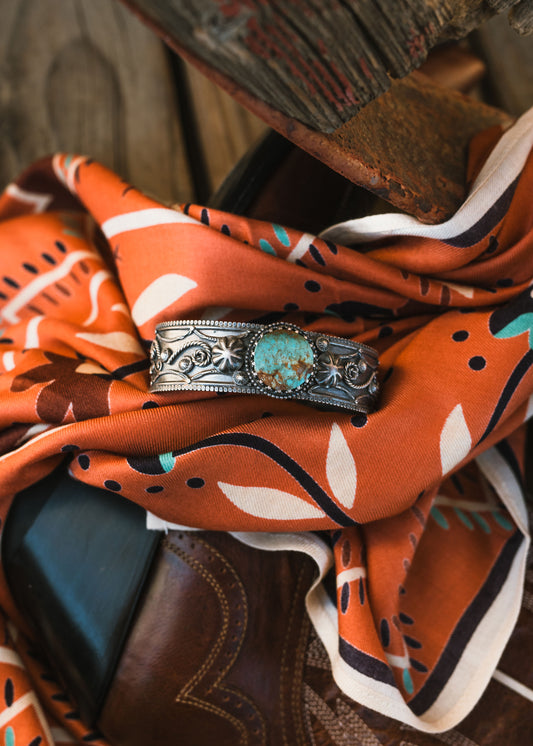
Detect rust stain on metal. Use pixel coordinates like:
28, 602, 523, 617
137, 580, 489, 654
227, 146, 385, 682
166, 37, 510, 221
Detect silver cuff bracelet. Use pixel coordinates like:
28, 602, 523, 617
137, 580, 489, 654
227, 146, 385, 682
149, 321, 379, 414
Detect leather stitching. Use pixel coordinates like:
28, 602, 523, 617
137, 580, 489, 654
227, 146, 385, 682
279, 561, 311, 746
162, 534, 266, 745
291, 571, 312, 746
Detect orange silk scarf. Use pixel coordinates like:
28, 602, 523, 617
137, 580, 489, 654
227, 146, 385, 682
0, 110, 532, 743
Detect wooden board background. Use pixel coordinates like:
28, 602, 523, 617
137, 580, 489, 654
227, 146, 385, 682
0, 0, 265, 204
0, 0, 532, 207
119, 0, 532, 132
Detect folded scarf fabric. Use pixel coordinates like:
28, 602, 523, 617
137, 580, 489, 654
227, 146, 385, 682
0, 108, 532, 743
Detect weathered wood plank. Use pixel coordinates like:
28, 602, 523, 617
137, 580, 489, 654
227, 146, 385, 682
0, 0, 193, 203
510, 0, 533, 34
126, 5, 511, 223
184, 61, 267, 194
119, 0, 529, 133
474, 13, 533, 114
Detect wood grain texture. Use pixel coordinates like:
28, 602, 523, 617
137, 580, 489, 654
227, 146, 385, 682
184, 61, 267, 194
120, 0, 529, 133
135, 13, 511, 223
509, 0, 533, 33
0, 0, 192, 203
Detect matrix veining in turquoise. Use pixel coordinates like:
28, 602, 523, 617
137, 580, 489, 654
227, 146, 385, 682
253, 328, 314, 391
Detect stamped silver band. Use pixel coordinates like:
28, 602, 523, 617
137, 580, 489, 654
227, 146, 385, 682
150, 321, 379, 414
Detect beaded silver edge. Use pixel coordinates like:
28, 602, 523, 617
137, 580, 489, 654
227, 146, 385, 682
150, 320, 380, 414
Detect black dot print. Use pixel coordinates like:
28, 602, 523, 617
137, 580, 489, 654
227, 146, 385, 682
284, 302, 299, 312
452, 330, 469, 342
4, 677, 14, 707
330, 530, 342, 546
410, 658, 428, 673
78, 454, 90, 470
469, 356, 486, 371
309, 244, 325, 266
378, 325, 393, 338
351, 413, 367, 428
146, 485, 164, 494
187, 477, 205, 489
380, 618, 390, 647
451, 474, 464, 494
51, 692, 69, 702
304, 280, 321, 293
104, 480, 122, 492
341, 539, 351, 567
496, 278, 514, 288
486, 236, 499, 254
340, 583, 350, 613
142, 401, 159, 409
382, 367, 394, 385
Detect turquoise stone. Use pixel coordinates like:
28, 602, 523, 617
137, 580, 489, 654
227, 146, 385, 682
253, 328, 313, 391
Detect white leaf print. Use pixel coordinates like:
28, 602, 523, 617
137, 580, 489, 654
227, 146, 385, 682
2, 352, 15, 371
217, 482, 326, 521
25, 315, 44, 349
440, 404, 472, 475
101, 207, 201, 239
83, 270, 113, 326
326, 423, 357, 508
5, 183, 53, 213
131, 274, 197, 327
525, 393, 533, 422
2, 249, 96, 324
75, 361, 110, 375
112, 303, 130, 316
442, 281, 474, 299
76, 331, 144, 354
